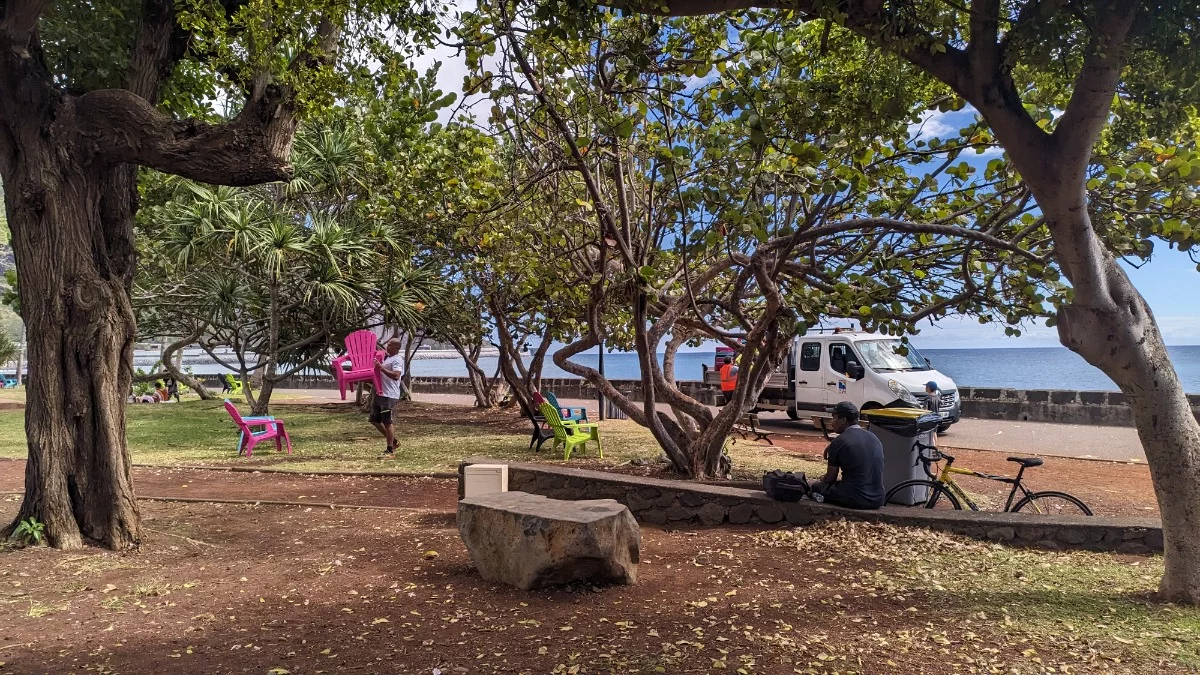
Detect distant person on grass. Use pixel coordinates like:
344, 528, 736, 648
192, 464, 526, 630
372, 338, 406, 459
809, 401, 885, 509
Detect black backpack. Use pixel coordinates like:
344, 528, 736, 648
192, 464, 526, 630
762, 470, 810, 502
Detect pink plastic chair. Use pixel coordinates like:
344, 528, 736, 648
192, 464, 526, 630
224, 400, 292, 457
332, 329, 385, 400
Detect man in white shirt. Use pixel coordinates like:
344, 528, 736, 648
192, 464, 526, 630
372, 338, 406, 459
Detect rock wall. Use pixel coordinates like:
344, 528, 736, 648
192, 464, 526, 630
458, 458, 1162, 555
959, 386, 1200, 427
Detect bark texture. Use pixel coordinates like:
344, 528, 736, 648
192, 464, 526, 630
0, 0, 335, 549
2, 128, 142, 549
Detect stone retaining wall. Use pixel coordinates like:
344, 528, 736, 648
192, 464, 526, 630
959, 386, 1200, 427
458, 458, 1162, 554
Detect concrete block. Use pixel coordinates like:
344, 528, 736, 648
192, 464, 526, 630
458, 492, 639, 590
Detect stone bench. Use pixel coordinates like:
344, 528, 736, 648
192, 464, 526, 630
457, 491, 640, 590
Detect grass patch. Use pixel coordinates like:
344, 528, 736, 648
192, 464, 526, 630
99, 596, 125, 611
131, 579, 172, 598
761, 521, 1200, 669
25, 599, 63, 618
0, 398, 824, 477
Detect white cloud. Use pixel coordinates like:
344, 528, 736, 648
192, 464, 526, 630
1148, 316, 1200, 345
907, 315, 1061, 349
907, 109, 959, 140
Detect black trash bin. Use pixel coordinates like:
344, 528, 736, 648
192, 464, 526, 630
860, 407, 943, 505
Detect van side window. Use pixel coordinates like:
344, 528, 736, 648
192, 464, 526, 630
829, 343, 851, 374
799, 342, 821, 371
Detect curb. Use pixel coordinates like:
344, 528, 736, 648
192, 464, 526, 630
129, 463, 459, 479
2, 491, 430, 512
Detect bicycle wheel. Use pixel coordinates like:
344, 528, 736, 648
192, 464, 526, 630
885, 480, 962, 510
1012, 491, 1093, 516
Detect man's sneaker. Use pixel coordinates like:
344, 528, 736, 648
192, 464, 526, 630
379, 448, 395, 460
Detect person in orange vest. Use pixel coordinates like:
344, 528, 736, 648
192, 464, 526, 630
718, 356, 739, 405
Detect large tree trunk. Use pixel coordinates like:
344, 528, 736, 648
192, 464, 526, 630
2, 154, 141, 550
1050, 221, 1200, 603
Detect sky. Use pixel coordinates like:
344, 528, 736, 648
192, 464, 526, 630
410, 25, 1200, 350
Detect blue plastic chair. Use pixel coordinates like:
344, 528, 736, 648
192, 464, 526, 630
225, 399, 275, 451
544, 392, 587, 423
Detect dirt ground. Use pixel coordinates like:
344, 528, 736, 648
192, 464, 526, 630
0, 461, 457, 510
0, 474, 1184, 675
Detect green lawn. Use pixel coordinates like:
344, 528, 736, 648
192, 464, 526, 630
0, 397, 825, 476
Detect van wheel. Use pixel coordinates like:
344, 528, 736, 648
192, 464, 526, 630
860, 402, 881, 411
938, 423, 952, 434
787, 405, 799, 420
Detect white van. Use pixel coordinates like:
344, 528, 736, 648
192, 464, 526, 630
708, 331, 961, 431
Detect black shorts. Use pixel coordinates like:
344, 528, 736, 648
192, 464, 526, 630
369, 396, 397, 424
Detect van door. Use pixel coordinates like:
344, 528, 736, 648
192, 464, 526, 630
825, 342, 866, 407
793, 340, 825, 411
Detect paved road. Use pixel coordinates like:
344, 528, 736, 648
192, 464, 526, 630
276, 388, 1148, 463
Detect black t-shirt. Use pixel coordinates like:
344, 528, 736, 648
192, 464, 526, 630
825, 426, 885, 509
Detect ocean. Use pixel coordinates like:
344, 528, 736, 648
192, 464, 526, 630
96, 344, 1200, 393
407, 346, 1200, 393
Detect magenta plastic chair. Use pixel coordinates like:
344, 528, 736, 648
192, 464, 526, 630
224, 400, 292, 457
332, 329, 384, 400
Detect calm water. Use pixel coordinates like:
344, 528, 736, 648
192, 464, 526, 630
409, 346, 1200, 393
72, 344, 1200, 393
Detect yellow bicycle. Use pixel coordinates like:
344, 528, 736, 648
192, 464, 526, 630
885, 443, 1093, 515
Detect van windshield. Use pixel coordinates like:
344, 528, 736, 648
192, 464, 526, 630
855, 340, 930, 372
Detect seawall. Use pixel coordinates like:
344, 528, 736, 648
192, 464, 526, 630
197, 374, 1191, 428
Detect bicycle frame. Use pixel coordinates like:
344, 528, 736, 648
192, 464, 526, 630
917, 444, 1041, 512
937, 465, 1038, 512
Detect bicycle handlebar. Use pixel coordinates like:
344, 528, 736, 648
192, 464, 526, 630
912, 442, 952, 479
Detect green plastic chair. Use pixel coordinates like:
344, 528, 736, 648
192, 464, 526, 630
225, 373, 245, 396
539, 401, 602, 461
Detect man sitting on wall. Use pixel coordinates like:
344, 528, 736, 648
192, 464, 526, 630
810, 401, 885, 509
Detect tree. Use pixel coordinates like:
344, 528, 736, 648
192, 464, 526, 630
579, 0, 1200, 601
0, 329, 16, 367
0, 0, 437, 549
137, 118, 446, 415
472, 4, 1053, 476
